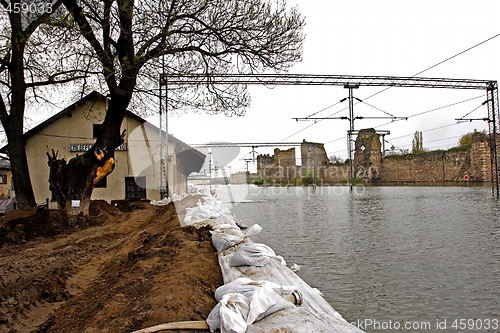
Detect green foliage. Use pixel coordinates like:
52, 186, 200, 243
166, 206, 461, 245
447, 145, 470, 153
301, 170, 313, 186
383, 154, 411, 160
384, 149, 447, 159
412, 131, 424, 154
458, 130, 482, 150
254, 178, 271, 186
254, 178, 264, 186
292, 175, 303, 186
352, 177, 365, 185
448, 130, 485, 152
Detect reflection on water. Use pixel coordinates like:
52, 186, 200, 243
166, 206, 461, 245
222, 185, 500, 333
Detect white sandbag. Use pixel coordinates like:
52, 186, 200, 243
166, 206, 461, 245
149, 197, 171, 206
246, 283, 295, 324
213, 224, 245, 238
215, 278, 296, 303
220, 212, 238, 224
245, 224, 262, 237
182, 215, 192, 224
230, 243, 286, 267
183, 197, 239, 226
208, 279, 296, 332
207, 293, 249, 333
210, 230, 244, 252
215, 277, 256, 302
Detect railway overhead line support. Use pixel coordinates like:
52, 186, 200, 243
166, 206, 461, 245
160, 73, 499, 196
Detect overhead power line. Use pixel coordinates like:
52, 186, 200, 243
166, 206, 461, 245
277, 33, 500, 142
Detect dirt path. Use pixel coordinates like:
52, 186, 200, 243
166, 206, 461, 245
0, 196, 222, 333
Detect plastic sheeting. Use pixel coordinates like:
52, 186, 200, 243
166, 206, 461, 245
230, 243, 286, 267
0, 198, 15, 213
149, 193, 191, 206
207, 278, 298, 333
183, 196, 238, 226
181, 193, 365, 333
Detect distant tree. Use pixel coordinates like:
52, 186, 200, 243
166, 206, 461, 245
412, 131, 424, 154
329, 155, 344, 164
46, 0, 305, 215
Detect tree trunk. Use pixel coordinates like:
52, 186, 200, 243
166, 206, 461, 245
5, 126, 36, 209
0, 27, 37, 209
47, 95, 128, 215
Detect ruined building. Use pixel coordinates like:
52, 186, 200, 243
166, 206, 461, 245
256, 130, 499, 185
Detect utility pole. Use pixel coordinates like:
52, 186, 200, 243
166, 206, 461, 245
345, 83, 359, 191
312, 143, 316, 187
159, 74, 169, 199
208, 151, 212, 191
166, 73, 500, 197
295, 86, 402, 191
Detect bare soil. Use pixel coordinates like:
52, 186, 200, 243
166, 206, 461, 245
0, 196, 223, 333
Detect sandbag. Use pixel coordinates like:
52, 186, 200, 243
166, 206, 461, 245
245, 224, 262, 237
207, 278, 296, 333
207, 293, 250, 333
230, 243, 286, 267
210, 230, 243, 252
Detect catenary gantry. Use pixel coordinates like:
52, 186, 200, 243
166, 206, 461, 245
160, 73, 500, 196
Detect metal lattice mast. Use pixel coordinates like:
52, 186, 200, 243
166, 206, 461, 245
346, 85, 358, 191
487, 81, 499, 196
162, 73, 500, 196
159, 75, 169, 199
164, 73, 495, 90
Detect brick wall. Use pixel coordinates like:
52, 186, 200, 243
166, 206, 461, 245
256, 132, 499, 185
380, 132, 495, 183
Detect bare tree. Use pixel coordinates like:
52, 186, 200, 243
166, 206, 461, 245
47, 0, 305, 214
0, 0, 94, 209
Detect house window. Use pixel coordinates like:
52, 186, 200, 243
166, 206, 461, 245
0, 175, 6, 184
125, 176, 146, 199
93, 124, 102, 138
95, 176, 107, 188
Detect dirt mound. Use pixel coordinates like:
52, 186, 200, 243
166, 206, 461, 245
0, 196, 222, 333
0, 200, 122, 247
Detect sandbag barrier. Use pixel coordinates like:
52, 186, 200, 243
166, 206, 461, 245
177, 194, 366, 333
145, 191, 365, 333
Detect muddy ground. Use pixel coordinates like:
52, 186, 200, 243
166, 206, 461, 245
0, 195, 223, 333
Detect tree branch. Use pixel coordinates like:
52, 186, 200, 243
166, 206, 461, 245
0, 94, 9, 123
24, 0, 65, 36
62, 0, 117, 90
26, 75, 89, 88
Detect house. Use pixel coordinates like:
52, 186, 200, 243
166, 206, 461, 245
0, 159, 15, 213
0, 91, 205, 205
0, 158, 13, 199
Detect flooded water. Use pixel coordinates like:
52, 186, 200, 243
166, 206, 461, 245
217, 185, 500, 332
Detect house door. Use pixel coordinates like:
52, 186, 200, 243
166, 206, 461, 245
125, 176, 146, 199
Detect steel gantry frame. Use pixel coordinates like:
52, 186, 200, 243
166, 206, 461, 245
190, 142, 302, 163
160, 73, 500, 196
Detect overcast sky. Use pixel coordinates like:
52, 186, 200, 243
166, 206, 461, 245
20, 1, 500, 175
154, 0, 500, 173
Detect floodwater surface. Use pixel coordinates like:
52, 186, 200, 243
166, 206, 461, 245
218, 185, 500, 332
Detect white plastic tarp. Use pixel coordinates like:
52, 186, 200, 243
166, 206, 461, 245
207, 278, 297, 333
181, 192, 365, 333
229, 243, 286, 267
